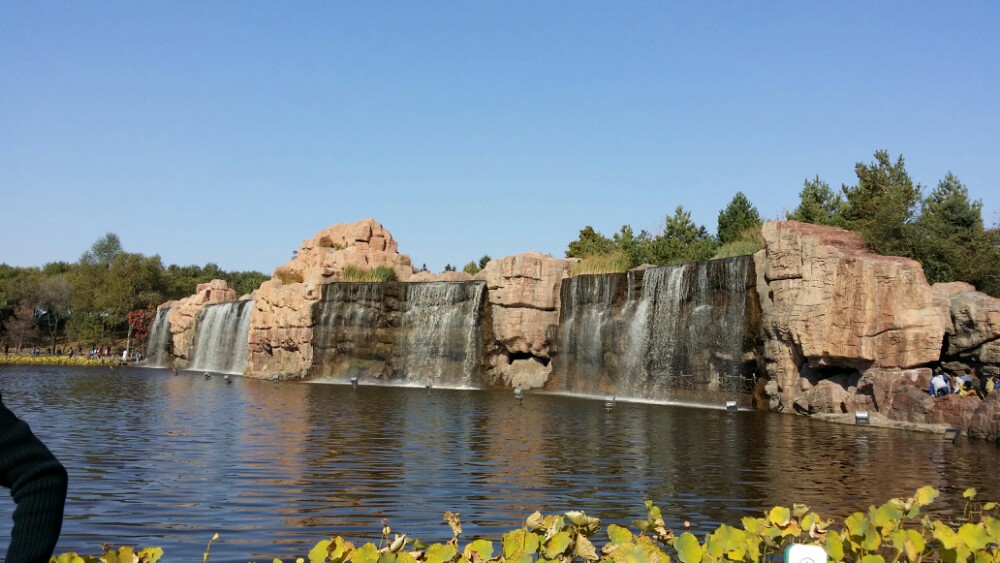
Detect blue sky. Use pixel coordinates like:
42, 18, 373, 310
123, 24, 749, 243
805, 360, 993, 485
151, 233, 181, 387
2, 2, 998, 274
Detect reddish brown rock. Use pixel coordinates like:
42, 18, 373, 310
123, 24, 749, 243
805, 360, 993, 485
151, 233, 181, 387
244, 219, 421, 379
755, 221, 950, 411
478, 252, 572, 387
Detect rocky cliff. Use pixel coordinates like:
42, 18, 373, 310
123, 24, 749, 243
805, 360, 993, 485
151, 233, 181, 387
247, 218, 418, 379
753, 220, 1000, 437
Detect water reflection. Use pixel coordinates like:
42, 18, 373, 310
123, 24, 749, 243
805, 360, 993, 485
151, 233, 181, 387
0, 366, 997, 562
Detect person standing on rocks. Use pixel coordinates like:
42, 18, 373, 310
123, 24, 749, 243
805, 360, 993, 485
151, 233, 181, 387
0, 390, 68, 562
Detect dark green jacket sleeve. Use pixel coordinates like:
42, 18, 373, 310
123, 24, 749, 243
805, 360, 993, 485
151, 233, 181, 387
0, 393, 69, 563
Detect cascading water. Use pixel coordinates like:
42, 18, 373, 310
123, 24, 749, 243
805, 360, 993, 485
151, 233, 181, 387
399, 282, 485, 387
144, 307, 173, 368
554, 256, 760, 404
188, 300, 254, 374
310, 281, 486, 387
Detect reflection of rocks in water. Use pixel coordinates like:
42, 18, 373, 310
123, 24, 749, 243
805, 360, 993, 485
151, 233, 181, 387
552, 256, 762, 405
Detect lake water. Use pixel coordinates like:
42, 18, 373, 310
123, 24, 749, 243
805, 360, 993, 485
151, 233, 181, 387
1, 365, 998, 561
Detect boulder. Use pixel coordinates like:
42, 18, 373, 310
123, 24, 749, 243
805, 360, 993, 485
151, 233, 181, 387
280, 218, 416, 284
478, 252, 571, 384
755, 221, 950, 411
942, 289, 1000, 355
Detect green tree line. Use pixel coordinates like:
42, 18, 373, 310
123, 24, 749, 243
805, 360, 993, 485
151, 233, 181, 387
565, 150, 999, 296
0, 233, 267, 353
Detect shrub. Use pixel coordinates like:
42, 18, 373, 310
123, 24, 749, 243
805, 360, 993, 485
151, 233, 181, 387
317, 235, 346, 250
342, 265, 397, 282
463, 261, 481, 276
273, 267, 304, 285
713, 225, 764, 259
570, 251, 631, 276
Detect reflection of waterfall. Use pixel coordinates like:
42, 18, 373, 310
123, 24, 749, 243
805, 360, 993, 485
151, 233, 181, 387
554, 256, 758, 404
188, 300, 254, 374
311, 282, 486, 387
144, 307, 173, 368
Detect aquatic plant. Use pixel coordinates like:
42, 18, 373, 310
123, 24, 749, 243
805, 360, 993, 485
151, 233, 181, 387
51, 487, 1000, 562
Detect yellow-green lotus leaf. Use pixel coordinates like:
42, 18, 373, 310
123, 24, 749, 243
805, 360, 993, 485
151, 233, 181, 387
933, 521, 960, 550
636, 536, 671, 563
352, 543, 380, 563
542, 531, 572, 559
308, 540, 332, 563
52, 554, 86, 563
741, 516, 766, 534
137, 548, 164, 563
964, 488, 978, 500
768, 506, 791, 527
423, 544, 457, 563
845, 512, 869, 538
607, 524, 634, 546
984, 516, 1000, 541
914, 486, 940, 507
674, 531, 702, 563
862, 529, 881, 552
859, 555, 886, 562
793, 503, 810, 519
905, 529, 926, 561
503, 529, 541, 558
825, 533, 845, 562
463, 539, 494, 562
958, 523, 990, 550
984, 502, 998, 511
871, 502, 903, 530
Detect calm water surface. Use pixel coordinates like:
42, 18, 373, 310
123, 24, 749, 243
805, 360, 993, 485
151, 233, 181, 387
1, 366, 998, 561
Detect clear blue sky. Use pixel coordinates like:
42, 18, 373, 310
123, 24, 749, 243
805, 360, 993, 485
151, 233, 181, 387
2, 2, 998, 274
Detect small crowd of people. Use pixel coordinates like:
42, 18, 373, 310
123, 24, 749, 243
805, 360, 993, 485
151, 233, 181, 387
929, 367, 997, 399
3, 343, 142, 364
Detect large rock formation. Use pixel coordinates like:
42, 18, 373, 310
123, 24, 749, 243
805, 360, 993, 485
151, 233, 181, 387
166, 279, 239, 367
247, 219, 418, 379
478, 252, 572, 389
755, 221, 951, 411
935, 284, 1000, 377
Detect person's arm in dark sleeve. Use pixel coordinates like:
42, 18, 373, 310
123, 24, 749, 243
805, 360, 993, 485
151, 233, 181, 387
0, 397, 69, 563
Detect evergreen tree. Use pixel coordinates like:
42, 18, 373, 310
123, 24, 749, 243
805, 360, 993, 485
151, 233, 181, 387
913, 172, 987, 284
717, 192, 762, 244
566, 226, 615, 258
652, 206, 717, 264
841, 150, 921, 257
787, 176, 845, 226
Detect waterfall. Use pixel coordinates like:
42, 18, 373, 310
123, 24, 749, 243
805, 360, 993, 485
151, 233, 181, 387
554, 256, 758, 404
311, 281, 486, 388
399, 282, 485, 387
144, 307, 173, 368
188, 300, 254, 374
